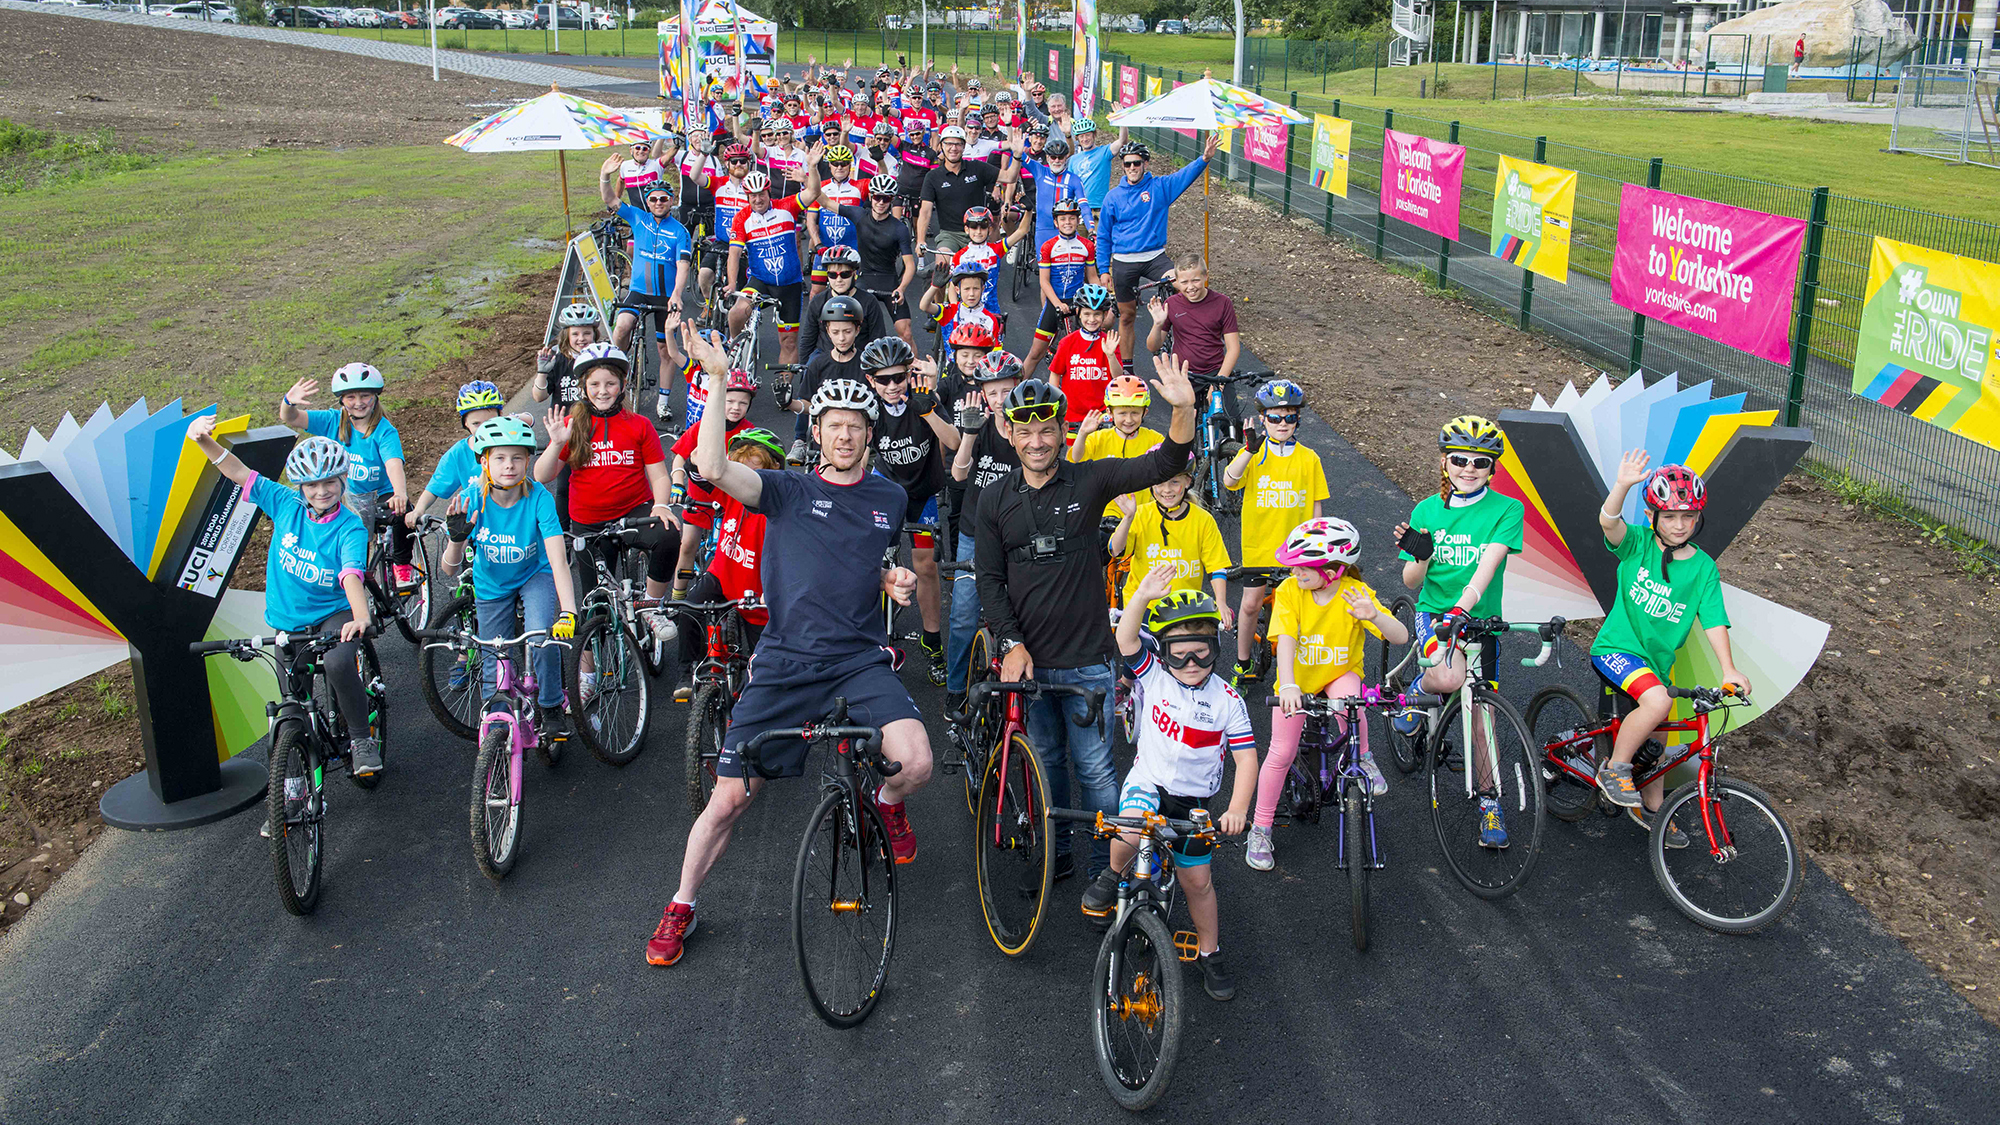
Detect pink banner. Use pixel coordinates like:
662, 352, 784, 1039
1242, 116, 1287, 173
1171, 80, 1194, 139
1119, 65, 1139, 108
1610, 185, 1807, 366
1379, 128, 1464, 242
1048, 49, 1059, 81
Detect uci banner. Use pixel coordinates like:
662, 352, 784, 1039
1073, 0, 1100, 117
1851, 236, 2000, 452
1309, 114, 1351, 198
1380, 128, 1464, 241
1489, 155, 1577, 284
1610, 185, 1806, 366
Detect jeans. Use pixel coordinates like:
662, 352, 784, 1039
476, 571, 564, 709
1025, 660, 1119, 876
946, 532, 982, 694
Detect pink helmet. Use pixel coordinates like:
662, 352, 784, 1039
726, 368, 758, 393
1643, 465, 1707, 512
1275, 517, 1361, 569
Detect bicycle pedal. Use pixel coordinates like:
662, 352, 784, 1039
1173, 930, 1201, 963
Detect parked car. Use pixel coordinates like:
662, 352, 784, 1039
388, 9, 423, 27
497, 7, 535, 27
164, 2, 238, 19
1154, 18, 1184, 34
533, 3, 583, 28
267, 5, 331, 24
1190, 16, 1229, 33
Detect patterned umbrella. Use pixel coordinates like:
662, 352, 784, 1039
1105, 77, 1308, 130
446, 85, 657, 237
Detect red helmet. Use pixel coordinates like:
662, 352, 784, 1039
1643, 464, 1707, 512
723, 142, 753, 163
726, 368, 758, 393
947, 321, 999, 352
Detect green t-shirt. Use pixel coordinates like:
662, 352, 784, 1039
1589, 528, 1730, 674
1400, 490, 1524, 617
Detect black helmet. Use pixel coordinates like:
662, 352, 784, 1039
1002, 377, 1065, 422
818, 294, 865, 324
1119, 141, 1150, 161
859, 335, 916, 373
1044, 138, 1071, 160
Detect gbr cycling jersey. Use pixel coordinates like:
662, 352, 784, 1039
816, 177, 868, 250
732, 196, 808, 286
1125, 640, 1256, 798
616, 203, 693, 297
952, 239, 1007, 314
1038, 234, 1095, 301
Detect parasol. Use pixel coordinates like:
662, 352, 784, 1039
445, 85, 656, 239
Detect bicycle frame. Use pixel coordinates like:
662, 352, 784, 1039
1415, 620, 1559, 810
1541, 703, 1740, 860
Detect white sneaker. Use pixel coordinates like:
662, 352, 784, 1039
1245, 825, 1274, 871
647, 610, 678, 648
1358, 752, 1389, 797
577, 671, 598, 706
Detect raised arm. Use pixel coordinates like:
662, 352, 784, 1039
1601, 449, 1649, 548
683, 322, 764, 508
185, 414, 255, 489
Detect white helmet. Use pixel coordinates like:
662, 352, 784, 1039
573, 341, 631, 379
742, 170, 771, 193
329, 362, 384, 395
1275, 517, 1361, 569
938, 125, 967, 143
285, 435, 351, 486
809, 377, 879, 422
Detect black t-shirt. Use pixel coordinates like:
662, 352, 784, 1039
920, 160, 1001, 232
797, 288, 891, 366
798, 348, 865, 407
849, 206, 914, 296
871, 396, 945, 501
894, 145, 935, 200
960, 419, 1019, 527
545, 354, 584, 410
749, 467, 906, 661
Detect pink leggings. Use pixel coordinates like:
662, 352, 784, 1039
1254, 671, 1365, 830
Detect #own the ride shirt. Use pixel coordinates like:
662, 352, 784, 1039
708, 494, 770, 626
748, 468, 906, 661
1398, 489, 1525, 617
1119, 502, 1232, 610
1268, 574, 1389, 693
566, 411, 666, 525
304, 411, 402, 496
245, 473, 367, 632
422, 436, 480, 502
1229, 442, 1332, 567
732, 196, 808, 286
1048, 330, 1121, 424
462, 483, 563, 599
1589, 531, 1728, 674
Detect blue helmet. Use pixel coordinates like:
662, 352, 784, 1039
1254, 379, 1306, 409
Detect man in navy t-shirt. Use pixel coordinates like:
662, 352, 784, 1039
645, 323, 934, 969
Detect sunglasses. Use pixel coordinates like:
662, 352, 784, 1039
824, 268, 856, 279
633, 144, 652, 151
726, 158, 751, 165
1123, 160, 1147, 168
1004, 401, 1061, 423
1159, 638, 1219, 670
1447, 454, 1495, 471
869, 370, 911, 385
646, 194, 673, 203
1264, 412, 1301, 425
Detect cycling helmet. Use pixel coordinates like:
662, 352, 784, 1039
1643, 464, 1707, 512
558, 303, 602, 327
859, 335, 916, 373
1001, 376, 1063, 419
1030, 82, 1047, 96
1254, 379, 1307, 409
726, 368, 758, 393
1145, 589, 1222, 634
967, 78, 982, 91
948, 321, 1000, 352
871, 121, 896, 138
809, 377, 879, 422
329, 362, 384, 395
818, 294, 865, 325
1072, 118, 1098, 135
770, 119, 795, 137
1102, 374, 1150, 408
825, 144, 855, 164
1275, 517, 1361, 569
741, 171, 771, 194
1439, 414, 1505, 455
939, 125, 968, 142
469, 415, 537, 456
285, 435, 351, 486
729, 426, 786, 463
1118, 141, 1151, 160
976, 351, 1026, 383
818, 244, 861, 268
1069, 284, 1112, 312
1044, 138, 1072, 160
723, 142, 753, 162
963, 205, 994, 226
1052, 196, 1083, 217
948, 260, 990, 283
573, 342, 631, 380
869, 172, 899, 196
455, 380, 505, 416
996, 90, 1015, 103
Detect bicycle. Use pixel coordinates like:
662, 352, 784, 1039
1006, 229, 1033, 305
1186, 371, 1259, 517
1222, 564, 1289, 685
727, 289, 780, 386
191, 624, 387, 915
1528, 680, 1802, 933
1048, 805, 1234, 1111
738, 698, 900, 1029
667, 594, 758, 815
417, 623, 572, 881
878, 520, 938, 655
946, 678, 1102, 958
565, 516, 667, 766
693, 235, 731, 329
353, 494, 433, 645
417, 561, 487, 740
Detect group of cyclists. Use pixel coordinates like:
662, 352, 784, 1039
209, 59, 1754, 1013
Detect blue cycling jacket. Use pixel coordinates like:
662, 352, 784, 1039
1093, 157, 1208, 274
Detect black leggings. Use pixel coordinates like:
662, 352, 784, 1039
676, 569, 765, 665
298, 608, 369, 742
573, 501, 675, 596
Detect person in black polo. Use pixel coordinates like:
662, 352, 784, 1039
914, 125, 1018, 276
974, 353, 1198, 882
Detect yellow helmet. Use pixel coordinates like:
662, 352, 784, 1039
1144, 589, 1221, 633
1439, 414, 1504, 456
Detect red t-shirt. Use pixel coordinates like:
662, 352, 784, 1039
708, 494, 770, 626
1049, 330, 1122, 424
670, 417, 749, 528
566, 411, 666, 524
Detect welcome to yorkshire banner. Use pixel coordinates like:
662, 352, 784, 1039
1610, 185, 1806, 367
1852, 236, 2000, 452
1309, 114, 1351, 198
1489, 155, 1577, 284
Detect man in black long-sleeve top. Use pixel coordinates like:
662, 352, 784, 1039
975, 353, 1198, 881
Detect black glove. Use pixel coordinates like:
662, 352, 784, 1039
909, 388, 936, 416
446, 509, 474, 543
771, 375, 793, 404
957, 401, 988, 432
1398, 525, 1435, 562
1244, 429, 1265, 456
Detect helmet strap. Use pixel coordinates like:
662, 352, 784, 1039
1447, 483, 1488, 503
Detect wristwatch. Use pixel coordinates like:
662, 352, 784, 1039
998, 637, 1023, 656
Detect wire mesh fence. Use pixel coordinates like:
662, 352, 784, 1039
1888, 65, 2000, 168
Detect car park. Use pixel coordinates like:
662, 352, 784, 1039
267, 5, 332, 24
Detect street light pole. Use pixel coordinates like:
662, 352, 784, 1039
428, 0, 439, 79
1233, 0, 1246, 83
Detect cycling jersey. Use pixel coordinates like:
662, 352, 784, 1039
708, 493, 769, 626
423, 436, 480, 502
1048, 330, 1121, 424
676, 153, 726, 233
966, 133, 1002, 163
815, 177, 868, 250
951, 239, 1007, 313
620, 157, 666, 206
461, 483, 563, 599
1070, 144, 1115, 211
902, 106, 939, 136
731, 196, 808, 286
762, 144, 809, 190
616, 202, 693, 297
1038, 234, 1095, 302
1022, 160, 1089, 248
712, 177, 752, 247
246, 473, 369, 632
844, 113, 881, 148
852, 207, 914, 296
303, 410, 403, 496
893, 144, 934, 200
857, 145, 896, 181
1124, 637, 1255, 799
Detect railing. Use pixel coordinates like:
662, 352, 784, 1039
1389, 0, 1431, 68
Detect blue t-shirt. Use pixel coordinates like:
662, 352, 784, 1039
464, 483, 563, 599
423, 437, 480, 501
1022, 159, 1089, 250
749, 467, 906, 661
304, 410, 404, 496
246, 474, 369, 632
617, 202, 694, 297
1071, 144, 1115, 211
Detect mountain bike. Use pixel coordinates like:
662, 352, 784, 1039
1529, 680, 1801, 933
354, 494, 432, 644
739, 698, 900, 1029
418, 564, 487, 740
667, 594, 758, 815
1187, 371, 1258, 517
565, 516, 665, 766
417, 624, 571, 881
191, 624, 387, 915
947, 678, 1102, 958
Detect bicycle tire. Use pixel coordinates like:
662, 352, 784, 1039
418, 593, 484, 741
389, 536, 433, 645
266, 721, 324, 916
569, 612, 651, 767
975, 733, 1053, 957
962, 627, 999, 814
793, 788, 898, 1028
1283, 760, 1321, 824
470, 719, 521, 881
684, 682, 727, 815
1374, 595, 1423, 774
1090, 907, 1184, 1111
1652, 776, 1802, 934
1009, 241, 1029, 304
1190, 454, 1223, 517
339, 638, 387, 791
1114, 678, 1140, 752
1525, 684, 1603, 823
1345, 784, 1369, 952
1425, 687, 1546, 900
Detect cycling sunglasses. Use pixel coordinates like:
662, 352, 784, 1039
645, 190, 674, 201
726, 157, 752, 165
824, 267, 856, 278
1122, 159, 1147, 168
1004, 401, 1061, 423
1159, 637, 1218, 670
1447, 454, 1495, 471
1263, 412, 1301, 425
869, 369, 911, 385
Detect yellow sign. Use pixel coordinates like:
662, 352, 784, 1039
1101, 61, 1112, 96
1307, 114, 1350, 199
1851, 236, 2000, 451
1488, 155, 1577, 284
1146, 75, 1162, 98
572, 230, 617, 317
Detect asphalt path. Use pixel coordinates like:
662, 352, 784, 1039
1, 236, 1996, 1125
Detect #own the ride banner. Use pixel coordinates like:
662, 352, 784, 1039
1379, 128, 1465, 241
1310, 114, 1351, 198
1610, 184, 1806, 367
1851, 236, 2000, 453
1489, 155, 1577, 284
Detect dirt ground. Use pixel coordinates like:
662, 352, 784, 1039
1179, 184, 2000, 1020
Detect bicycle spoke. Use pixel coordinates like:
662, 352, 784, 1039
1653, 778, 1801, 934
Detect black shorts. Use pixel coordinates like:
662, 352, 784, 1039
1110, 253, 1173, 305
718, 648, 920, 779
1116, 784, 1216, 865
617, 289, 676, 319
742, 277, 803, 331
1035, 300, 1072, 340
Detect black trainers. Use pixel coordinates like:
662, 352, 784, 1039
1080, 866, 1120, 919
945, 690, 967, 716
1050, 851, 1076, 884
1198, 950, 1236, 1001
539, 704, 569, 741
921, 637, 947, 687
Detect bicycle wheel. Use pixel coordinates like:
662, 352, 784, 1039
569, 612, 650, 766
1344, 785, 1369, 952
621, 546, 666, 678
1009, 241, 1029, 304
1425, 687, 1545, 900
1114, 677, 1140, 751
1373, 596, 1424, 774
962, 627, 999, 814
1090, 907, 1184, 1111
684, 682, 727, 815
793, 788, 898, 1028
1280, 759, 1321, 824
266, 721, 324, 916
1652, 776, 1802, 934
1190, 454, 1223, 516
419, 593, 484, 740
975, 733, 1053, 957
1525, 684, 1603, 823
469, 718, 521, 880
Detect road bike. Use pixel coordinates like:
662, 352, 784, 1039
728, 289, 780, 386
668, 594, 757, 814
739, 698, 900, 1029
1528, 680, 1802, 933
417, 624, 571, 881
1187, 371, 1258, 517
191, 625, 387, 915
947, 678, 1102, 958
565, 516, 666, 766
1006, 228, 1033, 305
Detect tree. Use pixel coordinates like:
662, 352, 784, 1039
1253, 0, 1387, 41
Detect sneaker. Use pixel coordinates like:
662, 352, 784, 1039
1391, 708, 1423, 736
1477, 797, 1509, 849
577, 671, 598, 707
646, 610, 678, 648
538, 704, 569, 740
945, 690, 967, 716
1229, 660, 1257, 688
672, 684, 693, 704
644, 901, 697, 966
447, 657, 470, 692
392, 564, 420, 589
921, 637, 947, 687
1357, 752, 1389, 797
877, 797, 917, 864
1628, 805, 1690, 849
1596, 761, 1643, 808
1245, 825, 1275, 870
655, 391, 673, 421
1080, 866, 1121, 918
349, 736, 383, 777
1198, 950, 1236, 1001
786, 438, 809, 465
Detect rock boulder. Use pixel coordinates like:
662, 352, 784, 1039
1698, 0, 1916, 67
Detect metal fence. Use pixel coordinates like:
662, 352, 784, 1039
1889, 65, 2000, 167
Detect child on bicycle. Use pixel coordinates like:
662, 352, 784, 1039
1071, 373, 1163, 578
404, 381, 505, 550
1108, 455, 1232, 622
440, 417, 581, 739
533, 303, 607, 415
1250, 518, 1409, 871
1391, 415, 1524, 850
185, 415, 378, 777
677, 426, 786, 676
1045, 284, 1121, 436
669, 367, 757, 600
1222, 379, 1328, 686
919, 261, 1001, 344
278, 362, 416, 589
1591, 454, 1749, 842
1081, 566, 1256, 1002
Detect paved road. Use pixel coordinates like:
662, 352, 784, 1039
3, 193, 1998, 1125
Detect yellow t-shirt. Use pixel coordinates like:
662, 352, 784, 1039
1120, 502, 1234, 609
1073, 424, 1165, 518
1229, 444, 1331, 565
1268, 574, 1386, 693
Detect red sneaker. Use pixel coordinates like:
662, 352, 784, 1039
644, 901, 697, 966
877, 797, 917, 865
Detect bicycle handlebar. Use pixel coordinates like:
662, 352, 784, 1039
1264, 690, 1445, 712
1667, 684, 1748, 709
414, 627, 572, 653
948, 680, 1103, 729
738, 696, 896, 787
1048, 806, 1225, 846
190, 623, 384, 656
1415, 616, 1567, 670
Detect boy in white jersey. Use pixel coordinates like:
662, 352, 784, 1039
1080, 563, 1256, 1002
